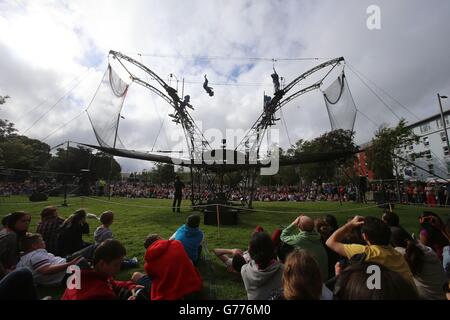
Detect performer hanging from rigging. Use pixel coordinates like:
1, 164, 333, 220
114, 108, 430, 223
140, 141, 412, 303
271, 67, 280, 94
203, 75, 214, 97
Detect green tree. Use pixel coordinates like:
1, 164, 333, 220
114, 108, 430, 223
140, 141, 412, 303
366, 119, 420, 179
48, 146, 121, 180
0, 116, 51, 171
151, 163, 175, 184
292, 130, 358, 184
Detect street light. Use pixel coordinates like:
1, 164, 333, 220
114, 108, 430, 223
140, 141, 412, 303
438, 94, 450, 163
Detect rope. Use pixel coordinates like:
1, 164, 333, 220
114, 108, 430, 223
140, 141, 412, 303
347, 63, 421, 121
75, 196, 389, 214
280, 107, 292, 147
346, 65, 402, 121
22, 70, 93, 135
15, 68, 92, 124
127, 53, 332, 62
40, 111, 85, 142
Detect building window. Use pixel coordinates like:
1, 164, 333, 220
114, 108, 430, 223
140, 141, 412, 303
439, 117, 450, 127
424, 150, 432, 160
428, 164, 434, 174
420, 123, 431, 134
444, 146, 449, 156
441, 131, 447, 142
447, 162, 450, 174
409, 144, 414, 150
423, 136, 430, 147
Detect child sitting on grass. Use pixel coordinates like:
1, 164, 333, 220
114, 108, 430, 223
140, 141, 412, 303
93, 211, 138, 269
16, 233, 84, 287
62, 239, 145, 300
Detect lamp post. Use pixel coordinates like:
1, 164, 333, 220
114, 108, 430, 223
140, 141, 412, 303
438, 94, 449, 186
438, 93, 449, 157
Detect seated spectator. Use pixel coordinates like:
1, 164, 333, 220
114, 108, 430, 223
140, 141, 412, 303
241, 232, 284, 300
280, 215, 328, 279
169, 214, 203, 264
144, 234, 202, 300
334, 262, 419, 300
94, 211, 114, 245
1, 212, 31, 278
36, 206, 64, 254
391, 228, 447, 300
213, 248, 250, 273
382, 211, 411, 246
326, 216, 416, 286
56, 209, 91, 257
269, 250, 333, 300
16, 233, 83, 287
315, 215, 340, 280
443, 218, 450, 278
69, 211, 137, 269
0, 268, 38, 300
62, 239, 143, 300
419, 212, 449, 261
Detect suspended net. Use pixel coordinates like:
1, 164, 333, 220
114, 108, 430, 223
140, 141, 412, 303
86, 65, 129, 148
323, 71, 357, 132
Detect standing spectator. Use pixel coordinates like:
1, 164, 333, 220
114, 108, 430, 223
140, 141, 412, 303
36, 206, 64, 254
241, 232, 284, 300
425, 183, 436, 207
280, 215, 328, 280
172, 176, 185, 213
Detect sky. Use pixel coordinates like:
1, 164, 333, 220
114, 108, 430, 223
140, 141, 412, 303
1, 0, 450, 173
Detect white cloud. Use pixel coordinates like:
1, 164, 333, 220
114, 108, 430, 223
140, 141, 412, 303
1, 0, 449, 172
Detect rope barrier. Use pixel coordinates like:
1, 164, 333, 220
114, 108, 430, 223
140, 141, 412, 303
3, 195, 448, 214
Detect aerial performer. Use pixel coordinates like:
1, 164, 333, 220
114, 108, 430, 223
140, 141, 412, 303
203, 75, 214, 97
271, 67, 280, 94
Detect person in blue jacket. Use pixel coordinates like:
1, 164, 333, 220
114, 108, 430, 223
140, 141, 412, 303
170, 214, 204, 264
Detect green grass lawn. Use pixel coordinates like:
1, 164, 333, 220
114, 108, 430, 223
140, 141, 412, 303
1, 195, 449, 300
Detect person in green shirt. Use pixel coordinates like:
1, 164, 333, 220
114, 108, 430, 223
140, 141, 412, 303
280, 215, 328, 280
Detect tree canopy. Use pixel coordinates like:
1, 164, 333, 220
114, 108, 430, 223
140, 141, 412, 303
366, 119, 419, 179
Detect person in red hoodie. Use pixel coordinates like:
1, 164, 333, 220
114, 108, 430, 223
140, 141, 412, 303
62, 239, 144, 300
144, 234, 202, 300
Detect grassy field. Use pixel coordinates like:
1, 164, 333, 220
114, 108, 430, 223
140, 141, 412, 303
1, 195, 449, 300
